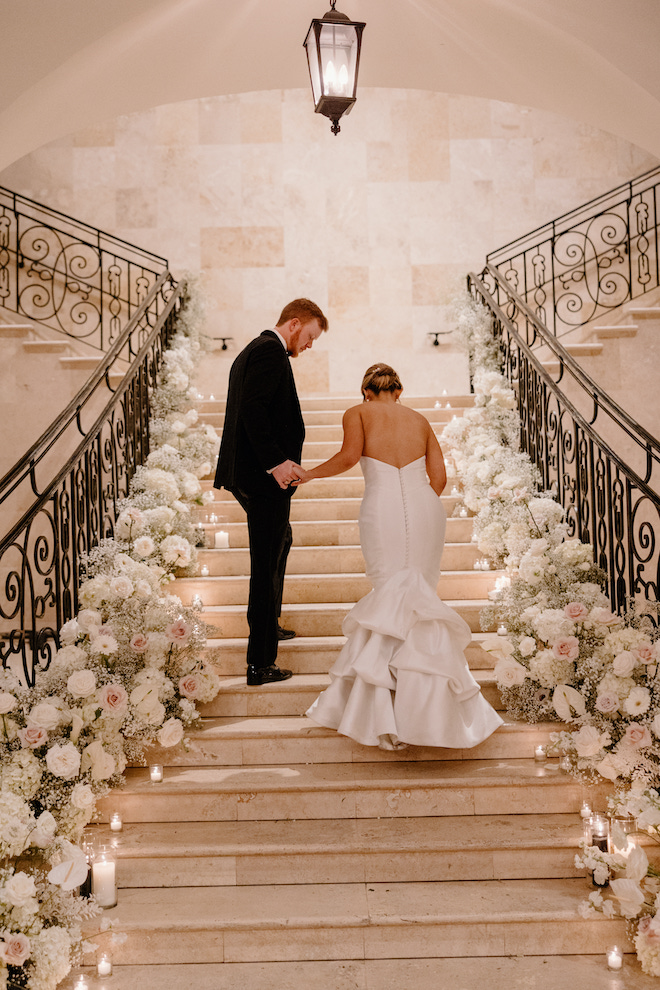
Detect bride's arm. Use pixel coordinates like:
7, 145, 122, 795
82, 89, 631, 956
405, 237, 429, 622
298, 406, 364, 481
425, 425, 447, 496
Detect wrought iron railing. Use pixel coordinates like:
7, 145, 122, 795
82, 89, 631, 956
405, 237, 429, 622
0, 270, 181, 685
487, 165, 660, 339
468, 263, 660, 615
0, 185, 168, 350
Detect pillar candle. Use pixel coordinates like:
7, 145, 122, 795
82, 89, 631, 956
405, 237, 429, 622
215, 530, 229, 548
91, 857, 116, 908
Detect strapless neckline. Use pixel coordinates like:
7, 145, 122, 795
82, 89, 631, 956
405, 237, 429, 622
361, 455, 425, 471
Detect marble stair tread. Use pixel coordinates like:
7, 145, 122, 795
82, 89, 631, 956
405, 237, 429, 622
98, 758, 608, 823
196, 494, 463, 522
95, 812, 583, 856
59, 955, 660, 990
83, 878, 629, 965
197, 543, 477, 574
201, 599, 493, 636
137, 715, 558, 767
197, 515, 475, 547
202, 634, 497, 674
198, 671, 503, 716
178, 570, 496, 605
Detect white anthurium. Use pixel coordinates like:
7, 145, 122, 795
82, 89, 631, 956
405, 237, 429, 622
609, 877, 647, 918
48, 840, 89, 890
625, 844, 650, 882
552, 684, 586, 721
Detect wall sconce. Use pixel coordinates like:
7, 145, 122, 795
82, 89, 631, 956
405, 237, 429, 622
428, 331, 452, 346
303, 1, 366, 135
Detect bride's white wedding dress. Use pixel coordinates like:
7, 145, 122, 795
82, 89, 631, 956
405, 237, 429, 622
305, 455, 504, 749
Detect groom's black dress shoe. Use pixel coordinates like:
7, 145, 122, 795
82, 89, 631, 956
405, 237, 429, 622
277, 625, 296, 641
247, 664, 293, 686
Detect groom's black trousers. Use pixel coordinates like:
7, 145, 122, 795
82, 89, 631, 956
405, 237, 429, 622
231, 487, 293, 669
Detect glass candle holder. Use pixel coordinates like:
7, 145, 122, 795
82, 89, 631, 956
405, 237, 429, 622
534, 745, 546, 762
80, 836, 96, 898
606, 945, 623, 970
150, 764, 163, 782
200, 564, 210, 577
609, 814, 637, 856
458, 506, 468, 518
91, 846, 117, 909
580, 801, 592, 819
109, 813, 122, 832
97, 953, 112, 977
215, 530, 229, 548
497, 624, 507, 636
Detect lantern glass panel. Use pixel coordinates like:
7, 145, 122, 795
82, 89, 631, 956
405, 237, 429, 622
318, 22, 358, 97
304, 24, 323, 105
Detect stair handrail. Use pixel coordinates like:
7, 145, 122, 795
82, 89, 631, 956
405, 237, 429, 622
468, 265, 660, 614
0, 183, 168, 351
0, 270, 182, 686
485, 164, 660, 338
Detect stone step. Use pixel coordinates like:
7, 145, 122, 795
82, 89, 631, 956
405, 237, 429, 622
197, 672, 503, 718
23, 339, 70, 353
203, 632, 495, 675
61, 954, 659, 990
59, 354, 100, 370
200, 599, 491, 638
197, 516, 474, 548
177, 570, 497, 606
93, 813, 584, 889
201, 410, 458, 432
590, 323, 638, 340
196, 541, 480, 575
198, 395, 476, 413
78, 878, 627, 966
302, 438, 447, 459
203, 475, 367, 498
98, 757, 608, 823
195, 494, 463, 523
139, 717, 559, 769
0, 322, 31, 337
629, 306, 660, 319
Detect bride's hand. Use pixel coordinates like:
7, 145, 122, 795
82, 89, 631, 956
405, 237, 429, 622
291, 469, 312, 485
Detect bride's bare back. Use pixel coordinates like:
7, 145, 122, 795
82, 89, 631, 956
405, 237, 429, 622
301, 389, 447, 496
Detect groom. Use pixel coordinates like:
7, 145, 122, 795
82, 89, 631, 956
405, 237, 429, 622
214, 299, 328, 685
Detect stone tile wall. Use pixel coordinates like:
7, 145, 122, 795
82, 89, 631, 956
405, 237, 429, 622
1, 88, 656, 399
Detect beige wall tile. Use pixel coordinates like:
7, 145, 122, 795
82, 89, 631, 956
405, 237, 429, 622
116, 187, 158, 227
198, 95, 241, 145
200, 226, 284, 268
240, 94, 283, 144
72, 121, 116, 147
329, 266, 370, 310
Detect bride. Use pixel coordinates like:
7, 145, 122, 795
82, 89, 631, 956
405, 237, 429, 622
297, 364, 503, 750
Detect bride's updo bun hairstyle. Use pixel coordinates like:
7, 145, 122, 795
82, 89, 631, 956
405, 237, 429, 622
361, 364, 403, 400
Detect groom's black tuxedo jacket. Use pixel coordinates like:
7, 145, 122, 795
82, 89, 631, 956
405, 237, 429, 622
215, 330, 305, 497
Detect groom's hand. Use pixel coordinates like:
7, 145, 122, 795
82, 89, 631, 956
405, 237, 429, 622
271, 460, 304, 490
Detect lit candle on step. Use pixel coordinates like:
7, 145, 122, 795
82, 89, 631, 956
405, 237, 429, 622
215, 530, 229, 549
91, 849, 117, 908
497, 624, 507, 636
150, 764, 163, 782
580, 800, 592, 819
97, 954, 112, 977
607, 946, 623, 970
534, 745, 545, 762
200, 564, 210, 577
458, 506, 468, 518
75, 978, 89, 990
434, 400, 442, 409
109, 812, 122, 832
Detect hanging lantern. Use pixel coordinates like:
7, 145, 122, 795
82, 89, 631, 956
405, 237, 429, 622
303, 1, 366, 135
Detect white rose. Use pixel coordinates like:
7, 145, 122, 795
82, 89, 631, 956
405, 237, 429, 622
613, 651, 637, 677
67, 669, 97, 698
59, 618, 81, 645
4, 871, 37, 908
80, 741, 116, 781
494, 658, 528, 687
77, 609, 102, 634
572, 724, 611, 758
45, 742, 82, 780
70, 783, 95, 811
518, 637, 537, 658
134, 536, 155, 558
29, 702, 61, 731
0, 692, 17, 714
31, 810, 57, 848
110, 575, 133, 599
157, 717, 184, 748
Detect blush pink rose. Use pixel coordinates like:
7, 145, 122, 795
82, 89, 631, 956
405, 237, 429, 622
179, 674, 200, 699
624, 724, 653, 749
99, 682, 128, 714
167, 619, 191, 645
638, 915, 660, 944
0, 933, 31, 966
130, 633, 150, 653
18, 725, 48, 749
634, 642, 656, 664
564, 602, 588, 621
595, 692, 619, 714
552, 636, 580, 661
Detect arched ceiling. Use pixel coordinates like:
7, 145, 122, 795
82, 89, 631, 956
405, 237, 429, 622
1, 0, 660, 171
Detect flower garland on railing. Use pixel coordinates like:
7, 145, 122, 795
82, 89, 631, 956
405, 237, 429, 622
0, 278, 220, 989
443, 294, 660, 976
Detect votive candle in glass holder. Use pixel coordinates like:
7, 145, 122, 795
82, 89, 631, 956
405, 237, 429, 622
434, 400, 442, 409
580, 801, 592, 819
215, 530, 229, 549
606, 945, 623, 970
589, 813, 609, 851
458, 506, 468, 518
534, 745, 546, 762
97, 953, 112, 977
150, 764, 163, 783
497, 624, 507, 636
91, 847, 117, 909
559, 754, 572, 772
75, 977, 89, 990
109, 813, 122, 832
200, 564, 210, 577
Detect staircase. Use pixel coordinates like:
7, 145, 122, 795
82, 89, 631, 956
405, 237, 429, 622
80, 394, 660, 990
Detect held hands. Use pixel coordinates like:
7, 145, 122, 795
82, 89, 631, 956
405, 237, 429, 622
271, 459, 305, 490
